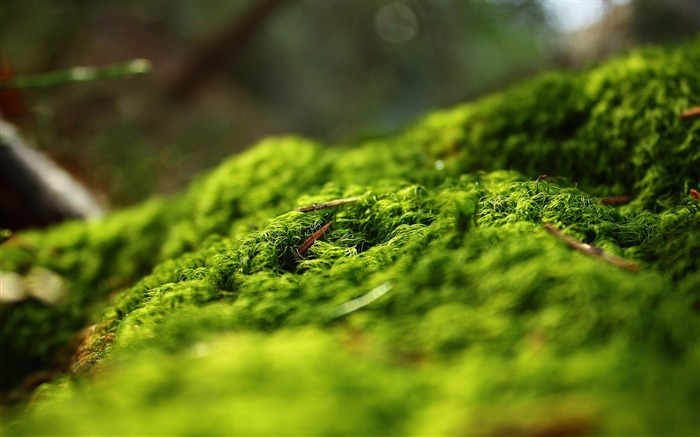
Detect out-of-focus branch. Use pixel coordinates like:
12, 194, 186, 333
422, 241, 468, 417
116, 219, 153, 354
169, 0, 289, 101
0, 59, 151, 90
0, 120, 104, 230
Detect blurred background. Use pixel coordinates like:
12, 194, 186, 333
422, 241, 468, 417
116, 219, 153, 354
0, 0, 698, 212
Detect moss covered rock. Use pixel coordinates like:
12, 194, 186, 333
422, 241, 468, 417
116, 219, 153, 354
2, 39, 699, 435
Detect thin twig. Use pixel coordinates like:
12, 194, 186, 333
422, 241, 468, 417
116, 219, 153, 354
296, 221, 333, 258
0, 59, 151, 90
535, 174, 547, 182
600, 195, 630, 205
296, 197, 360, 213
679, 106, 700, 120
543, 223, 639, 272
330, 281, 393, 319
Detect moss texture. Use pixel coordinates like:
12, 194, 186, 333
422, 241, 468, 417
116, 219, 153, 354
2, 39, 699, 435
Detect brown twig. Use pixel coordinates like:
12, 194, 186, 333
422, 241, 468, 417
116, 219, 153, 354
536, 174, 547, 182
296, 197, 360, 213
296, 221, 333, 258
679, 106, 700, 120
599, 195, 630, 205
543, 223, 639, 272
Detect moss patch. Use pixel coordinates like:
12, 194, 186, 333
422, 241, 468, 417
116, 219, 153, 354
2, 39, 699, 435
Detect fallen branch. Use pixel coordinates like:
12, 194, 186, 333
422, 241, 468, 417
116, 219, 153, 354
169, 0, 289, 100
543, 223, 639, 272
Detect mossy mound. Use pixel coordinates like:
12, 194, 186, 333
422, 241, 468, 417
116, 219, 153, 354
2, 39, 699, 435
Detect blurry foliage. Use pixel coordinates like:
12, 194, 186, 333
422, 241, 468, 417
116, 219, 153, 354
0, 0, 697, 209
234, 0, 553, 138
0, 0, 554, 205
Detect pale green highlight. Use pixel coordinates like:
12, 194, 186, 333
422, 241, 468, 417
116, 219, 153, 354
0, 59, 151, 89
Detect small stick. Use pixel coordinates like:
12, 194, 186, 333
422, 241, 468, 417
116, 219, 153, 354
296, 221, 333, 257
679, 107, 700, 120
543, 223, 639, 272
296, 197, 360, 213
0, 59, 151, 90
690, 189, 700, 200
600, 195, 630, 205
536, 174, 547, 182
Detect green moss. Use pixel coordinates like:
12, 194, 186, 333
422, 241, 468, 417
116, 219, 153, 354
2, 40, 699, 435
